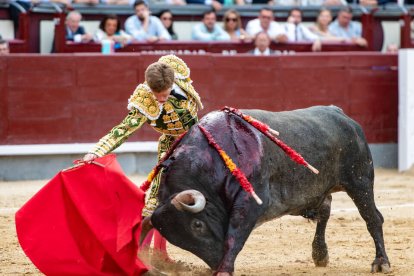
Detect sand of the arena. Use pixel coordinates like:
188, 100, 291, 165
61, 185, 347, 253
1, 168, 413, 275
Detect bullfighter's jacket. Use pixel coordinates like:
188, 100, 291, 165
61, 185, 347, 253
88, 55, 203, 216
89, 55, 203, 158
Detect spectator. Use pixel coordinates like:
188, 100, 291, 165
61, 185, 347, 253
284, 8, 321, 51
221, 0, 246, 5
246, 8, 287, 43
0, 39, 10, 55
164, 0, 186, 5
249, 32, 273, 55
101, 0, 131, 4
249, 0, 273, 4
385, 43, 398, 53
186, 0, 224, 11
65, 11, 93, 43
125, 0, 171, 42
223, 9, 251, 42
191, 10, 230, 41
158, 10, 178, 40
360, 0, 378, 5
328, 7, 368, 47
94, 15, 132, 48
344, 0, 378, 5
272, 0, 301, 5
309, 8, 344, 41
307, 0, 346, 5
72, 0, 99, 4
411, 19, 414, 40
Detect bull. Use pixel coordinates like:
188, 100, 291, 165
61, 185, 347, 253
148, 106, 390, 275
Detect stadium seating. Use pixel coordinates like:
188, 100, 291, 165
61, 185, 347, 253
1, 2, 413, 53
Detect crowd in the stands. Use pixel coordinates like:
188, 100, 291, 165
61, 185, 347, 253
63, 0, 369, 54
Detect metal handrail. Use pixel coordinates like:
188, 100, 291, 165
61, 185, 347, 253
8, 0, 27, 13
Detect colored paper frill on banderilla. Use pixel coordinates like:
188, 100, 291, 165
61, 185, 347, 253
15, 154, 148, 276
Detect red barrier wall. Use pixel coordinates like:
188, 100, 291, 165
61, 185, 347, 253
0, 53, 398, 145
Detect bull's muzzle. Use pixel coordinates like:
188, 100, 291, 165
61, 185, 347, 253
171, 190, 206, 213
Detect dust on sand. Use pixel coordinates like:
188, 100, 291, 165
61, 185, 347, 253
1, 169, 413, 275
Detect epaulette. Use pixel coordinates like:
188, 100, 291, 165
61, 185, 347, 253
127, 83, 163, 120
158, 55, 204, 110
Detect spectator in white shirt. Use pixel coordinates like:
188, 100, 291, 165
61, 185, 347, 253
284, 8, 321, 52
246, 8, 288, 43
125, 0, 171, 42
249, 32, 274, 56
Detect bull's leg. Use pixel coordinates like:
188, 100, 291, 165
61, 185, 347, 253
312, 194, 332, 267
215, 195, 263, 275
345, 177, 390, 273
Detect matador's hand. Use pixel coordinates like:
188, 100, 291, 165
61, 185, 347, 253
83, 153, 98, 162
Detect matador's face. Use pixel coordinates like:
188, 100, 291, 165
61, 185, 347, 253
153, 88, 171, 104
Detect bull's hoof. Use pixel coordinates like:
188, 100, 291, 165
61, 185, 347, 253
214, 272, 232, 276
371, 257, 391, 274
313, 253, 329, 267
312, 241, 329, 267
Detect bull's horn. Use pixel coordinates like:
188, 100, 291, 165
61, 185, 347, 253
139, 215, 153, 246
171, 190, 206, 213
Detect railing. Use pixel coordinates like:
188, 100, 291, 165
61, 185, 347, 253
0, 1, 29, 53
56, 40, 366, 54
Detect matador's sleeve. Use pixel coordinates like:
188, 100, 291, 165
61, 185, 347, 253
89, 108, 148, 157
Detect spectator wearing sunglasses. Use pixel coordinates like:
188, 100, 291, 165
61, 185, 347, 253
158, 10, 178, 40
246, 8, 287, 43
223, 9, 251, 42
192, 10, 230, 41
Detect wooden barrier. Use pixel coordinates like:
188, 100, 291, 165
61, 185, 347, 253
0, 53, 398, 145
56, 40, 367, 54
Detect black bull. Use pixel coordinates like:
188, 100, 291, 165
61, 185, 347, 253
149, 106, 390, 274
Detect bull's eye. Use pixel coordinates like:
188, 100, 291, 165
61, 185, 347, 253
190, 219, 206, 235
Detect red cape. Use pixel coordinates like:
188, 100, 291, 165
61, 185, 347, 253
15, 154, 148, 276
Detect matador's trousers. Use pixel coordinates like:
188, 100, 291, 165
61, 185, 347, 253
142, 134, 175, 217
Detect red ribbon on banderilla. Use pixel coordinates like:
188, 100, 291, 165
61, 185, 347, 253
140, 106, 319, 206
140, 132, 187, 192
222, 106, 319, 175
198, 125, 263, 205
